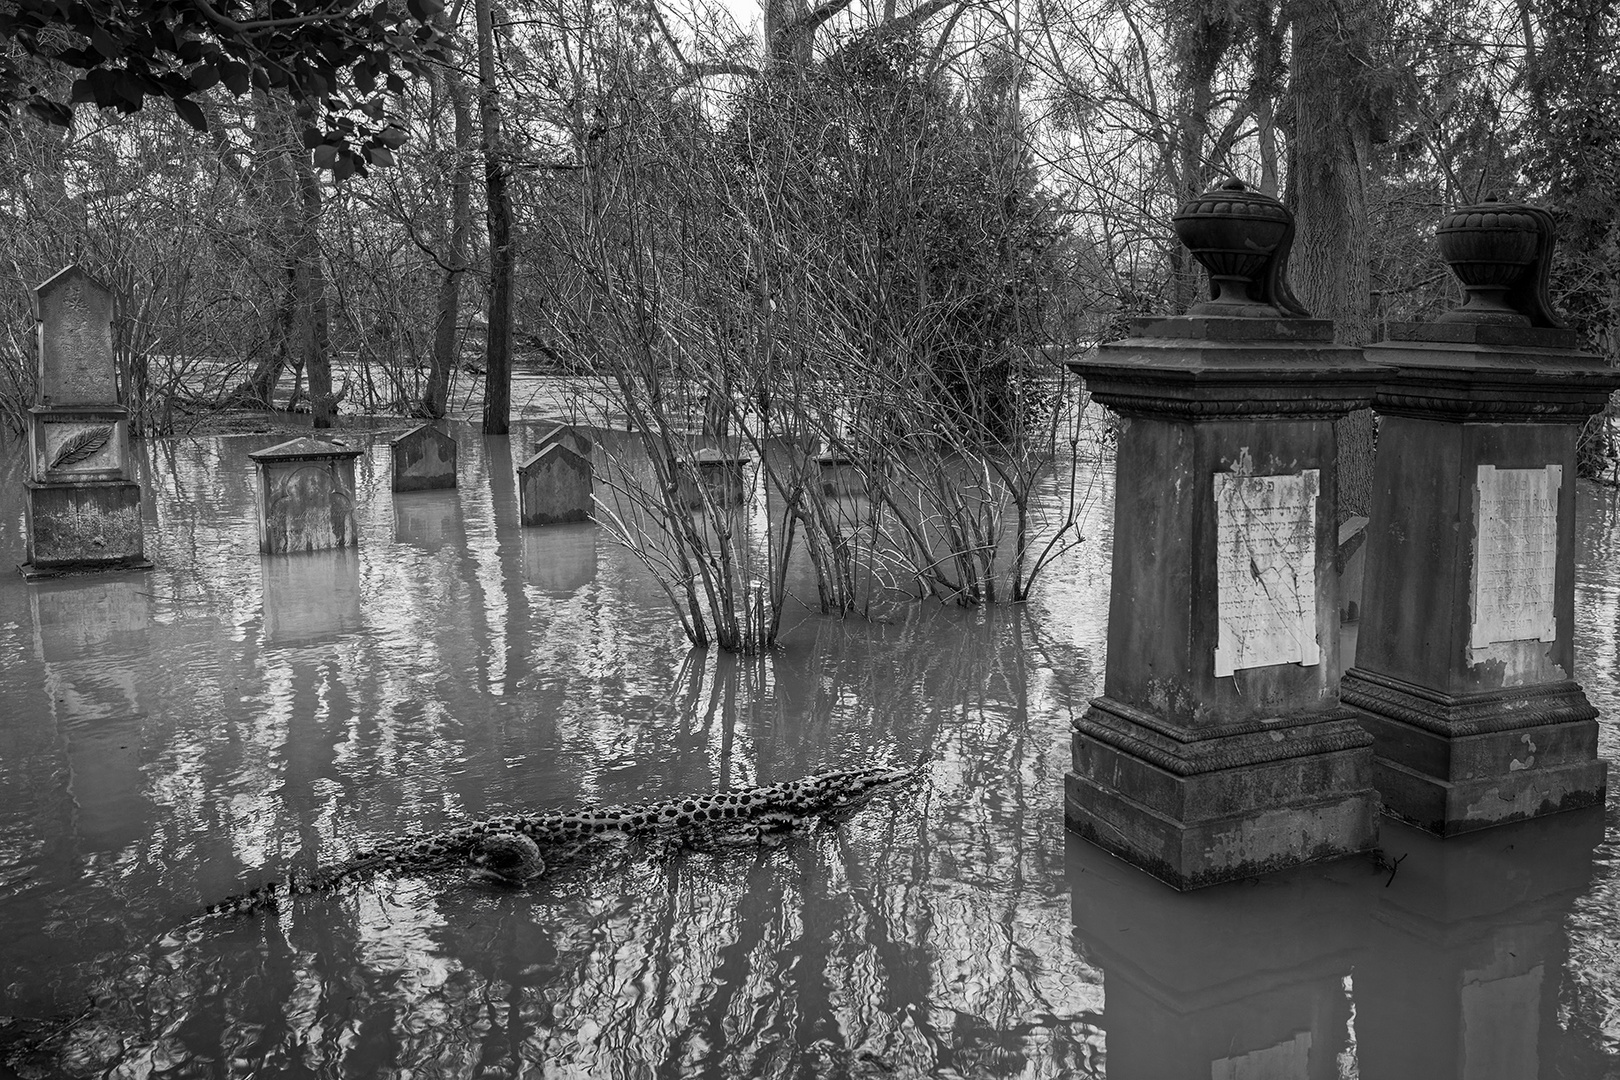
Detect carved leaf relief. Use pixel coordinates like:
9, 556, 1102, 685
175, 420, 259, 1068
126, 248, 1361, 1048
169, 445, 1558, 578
50, 425, 113, 469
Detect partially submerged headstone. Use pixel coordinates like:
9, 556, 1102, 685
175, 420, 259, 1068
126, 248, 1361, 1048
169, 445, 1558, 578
678, 448, 751, 508
1061, 179, 1382, 889
1344, 199, 1618, 835
518, 442, 593, 526
815, 453, 865, 497
248, 437, 364, 554
390, 423, 457, 491
535, 422, 593, 460
19, 266, 151, 578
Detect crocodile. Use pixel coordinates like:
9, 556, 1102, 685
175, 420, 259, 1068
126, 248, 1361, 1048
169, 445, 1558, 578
202, 762, 921, 918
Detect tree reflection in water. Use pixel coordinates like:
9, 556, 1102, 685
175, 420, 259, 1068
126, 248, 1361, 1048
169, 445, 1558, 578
4, 426, 1619, 1078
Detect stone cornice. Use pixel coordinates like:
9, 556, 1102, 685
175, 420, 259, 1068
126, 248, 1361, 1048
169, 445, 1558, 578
1077, 695, 1373, 776
1366, 340, 1620, 421
1064, 337, 1384, 420
1340, 667, 1598, 737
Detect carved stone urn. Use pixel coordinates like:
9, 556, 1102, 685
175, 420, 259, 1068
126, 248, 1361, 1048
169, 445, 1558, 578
1171, 178, 1309, 319
1435, 198, 1561, 327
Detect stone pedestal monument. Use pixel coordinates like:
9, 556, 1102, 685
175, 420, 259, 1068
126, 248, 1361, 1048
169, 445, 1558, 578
19, 266, 151, 578
1062, 180, 1382, 889
678, 449, 751, 508
1344, 200, 1619, 835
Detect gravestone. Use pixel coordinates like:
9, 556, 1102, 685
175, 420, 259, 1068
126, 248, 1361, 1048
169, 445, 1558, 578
390, 423, 457, 491
19, 266, 151, 578
535, 423, 593, 459
518, 442, 593, 525
678, 449, 751, 508
1343, 200, 1619, 835
1061, 180, 1383, 889
815, 453, 865, 497
248, 437, 363, 553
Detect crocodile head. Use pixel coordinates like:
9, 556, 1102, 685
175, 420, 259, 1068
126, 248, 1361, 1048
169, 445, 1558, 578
469, 830, 546, 884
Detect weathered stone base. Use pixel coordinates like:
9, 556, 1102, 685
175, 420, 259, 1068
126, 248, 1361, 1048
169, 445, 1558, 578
1065, 697, 1378, 890
21, 480, 150, 578
815, 455, 865, 497
1341, 667, 1606, 836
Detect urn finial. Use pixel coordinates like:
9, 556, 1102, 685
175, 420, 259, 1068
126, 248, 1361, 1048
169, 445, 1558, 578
1171, 178, 1311, 319
1435, 197, 1564, 327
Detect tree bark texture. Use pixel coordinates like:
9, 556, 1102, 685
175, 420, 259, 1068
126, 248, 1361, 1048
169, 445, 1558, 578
1285, 0, 1380, 521
476, 0, 513, 436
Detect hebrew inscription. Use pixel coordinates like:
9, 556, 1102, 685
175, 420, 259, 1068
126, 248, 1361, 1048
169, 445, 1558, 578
1471, 464, 1560, 648
1213, 469, 1321, 677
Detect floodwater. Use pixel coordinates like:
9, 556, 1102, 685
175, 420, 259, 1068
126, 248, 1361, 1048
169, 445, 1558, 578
0, 419, 1617, 1079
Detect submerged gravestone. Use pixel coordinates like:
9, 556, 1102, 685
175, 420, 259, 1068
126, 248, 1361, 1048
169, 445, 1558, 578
20, 266, 151, 578
390, 423, 457, 491
678, 449, 751, 508
1343, 200, 1619, 835
518, 442, 592, 525
1061, 180, 1382, 890
535, 422, 593, 460
249, 437, 363, 553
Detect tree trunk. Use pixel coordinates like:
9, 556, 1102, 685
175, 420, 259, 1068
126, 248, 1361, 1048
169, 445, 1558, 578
423, 57, 474, 419
225, 93, 300, 409
475, 0, 513, 436
295, 142, 337, 429
1286, 0, 1379, 521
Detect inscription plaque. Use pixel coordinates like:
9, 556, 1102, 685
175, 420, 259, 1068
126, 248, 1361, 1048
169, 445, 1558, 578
1213, 469, 1321, 677
1470, 464, 1560, 648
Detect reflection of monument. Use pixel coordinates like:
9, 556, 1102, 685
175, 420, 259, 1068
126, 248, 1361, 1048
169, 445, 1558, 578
1356, 810, 1602, 1078
1067, 833, 1369, 1078
20, 265, 151, 577
261, 548, 363, 646
393, 490, 466, 551
28, 578, 151, 852
522, 522, 598, 595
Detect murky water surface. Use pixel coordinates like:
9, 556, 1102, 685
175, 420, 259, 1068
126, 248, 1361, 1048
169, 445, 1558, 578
1, 420, 1618, 1078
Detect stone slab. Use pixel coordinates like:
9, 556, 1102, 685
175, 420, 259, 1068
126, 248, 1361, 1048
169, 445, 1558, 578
34, 265, 119, 406
678, 454, 751, 508
518, 443, 593, 526
1212, 469, 1320, 676
390, 424, 457, 491
253, 453, 360, 554
815, 455, 866, 497
21, 480, 149, 575
1470, 464, 1558, 648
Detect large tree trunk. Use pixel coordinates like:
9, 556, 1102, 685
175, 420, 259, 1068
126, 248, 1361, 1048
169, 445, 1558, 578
475, 0, 513, 436
295, 137, 337, 429
1285, 0, 1379, 521
225, 93, 300, 409
422, 57, 474, 419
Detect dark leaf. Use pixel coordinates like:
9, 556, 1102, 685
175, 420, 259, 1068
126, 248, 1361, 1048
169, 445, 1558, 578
364, 145, 394, 167
25, 97, 74, 127
89, 25, 121, 60
219, 62, 250, 95
188, 65, 220, 92
312, 144, 339, 169
173, 96, 206, 131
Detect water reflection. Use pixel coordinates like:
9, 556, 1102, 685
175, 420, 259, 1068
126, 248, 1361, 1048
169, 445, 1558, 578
1358, 810, 1605, 1079
1067, 834, 1366, 1079
521, 521, 598, 595
260, 549, 363, 647
0, 429, 1618, 1078
391, 489, 466, 552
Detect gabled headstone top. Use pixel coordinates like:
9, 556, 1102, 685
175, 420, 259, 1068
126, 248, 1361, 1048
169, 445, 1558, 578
535, 423, 592, 459
518, 441, 587, 473
34, 265, 119, 406
249, 436, 364, 463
